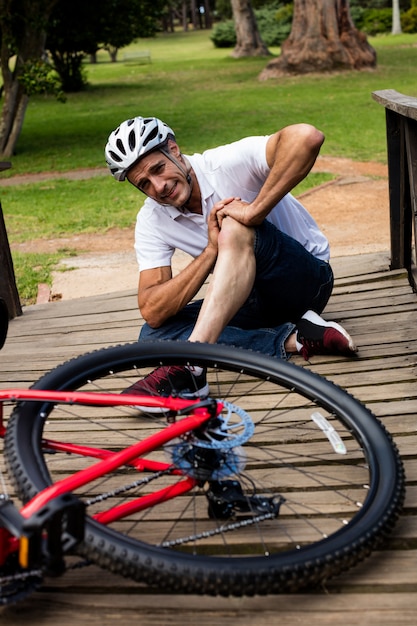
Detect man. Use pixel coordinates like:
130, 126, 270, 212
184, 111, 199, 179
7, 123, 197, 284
105, 116, 357, 399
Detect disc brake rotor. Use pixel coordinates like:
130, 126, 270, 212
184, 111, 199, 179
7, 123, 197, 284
167, 400, 254, 480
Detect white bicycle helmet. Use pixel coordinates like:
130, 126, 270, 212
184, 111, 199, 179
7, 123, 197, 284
105, 116, 175, 181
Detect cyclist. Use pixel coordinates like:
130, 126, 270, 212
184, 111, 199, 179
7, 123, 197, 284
105, 116, 357, 398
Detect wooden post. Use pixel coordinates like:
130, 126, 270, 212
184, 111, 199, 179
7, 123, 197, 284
372, 89, 417, 290
0, 162, 22, 318
404, 120, 417, 289
384, 108, 404, 269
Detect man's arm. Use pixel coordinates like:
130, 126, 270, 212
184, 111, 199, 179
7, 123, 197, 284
215, 123, 324, 227
138, 245, 217, 328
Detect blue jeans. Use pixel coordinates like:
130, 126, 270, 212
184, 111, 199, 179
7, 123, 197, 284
139, 221, 334, 360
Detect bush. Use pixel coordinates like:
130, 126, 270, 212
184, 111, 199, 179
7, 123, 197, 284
255, 3, 293, 47
402, 7, 417, 33
350, 6, 365, 28
210, 21, 236, 48
353, 8, 393, 35
211, 2, 293, 49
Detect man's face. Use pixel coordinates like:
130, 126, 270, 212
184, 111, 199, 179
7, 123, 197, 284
127, 143, 190, 208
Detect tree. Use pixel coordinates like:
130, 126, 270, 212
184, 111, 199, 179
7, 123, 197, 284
230, 0, 270, 57
97, 0, 165, 61
46, 0, 164, 90
0, 0, 59, 157
392, 0, 402, 34
259, 0, 376, 78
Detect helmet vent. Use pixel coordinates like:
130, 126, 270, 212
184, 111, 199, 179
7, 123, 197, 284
116, 138, 126, 156
128, 130, 136, 151
109, 150, 122, 163
143, 126, 158, 146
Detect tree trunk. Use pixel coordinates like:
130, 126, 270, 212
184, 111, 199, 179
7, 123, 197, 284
0, 0, 58, 156
259, 0, 376, 78
107, 46, 118, 62
191, 0, 199, 29
182, 1, 188, 31
392, 0, 402, 35
203, 0, 212, 29
1, 91, 29, 158
230, 0, 270, 58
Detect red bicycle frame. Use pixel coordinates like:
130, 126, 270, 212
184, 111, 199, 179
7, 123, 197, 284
0, 388, 223, 562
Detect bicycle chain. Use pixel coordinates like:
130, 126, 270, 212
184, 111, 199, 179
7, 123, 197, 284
0, 568, 43, 585
159, 510, 277, 547
84, 467, 277, 549
85, 468, 171, 506
0, 559, 96, 605
0, 568, 43, 606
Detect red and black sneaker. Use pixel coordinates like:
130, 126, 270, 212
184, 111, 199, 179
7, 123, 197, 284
296, 310, 357, 361
122, 365, 209, 413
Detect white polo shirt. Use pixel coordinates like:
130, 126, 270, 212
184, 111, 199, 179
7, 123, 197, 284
134, 135, 330, 271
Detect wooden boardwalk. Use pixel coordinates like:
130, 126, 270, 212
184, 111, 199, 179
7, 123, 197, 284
1, 250, 417, 625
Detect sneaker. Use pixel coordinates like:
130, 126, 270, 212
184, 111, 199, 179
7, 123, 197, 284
295, 310, 357, 361
121, 365, 209, 413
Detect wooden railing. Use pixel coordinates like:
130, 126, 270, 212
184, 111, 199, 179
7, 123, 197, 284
372, 89, 417, 290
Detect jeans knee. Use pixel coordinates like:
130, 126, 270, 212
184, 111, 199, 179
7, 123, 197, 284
312, 271, 334, 313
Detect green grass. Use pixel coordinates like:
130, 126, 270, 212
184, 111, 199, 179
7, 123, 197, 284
11, 251, 64, 301
2, 29, 417, 303
2, 177, 141, 242
3, 176, 142, 305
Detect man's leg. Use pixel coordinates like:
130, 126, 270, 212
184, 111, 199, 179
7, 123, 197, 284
133, 297, 296, 404
131, 218, 356, 400
252, 220, 333, 324
140, 219, 355, 359
250, 220, 356, 359
140, 307, 296, 360
188, 217, 256, 344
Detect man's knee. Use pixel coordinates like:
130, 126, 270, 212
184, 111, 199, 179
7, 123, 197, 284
218, 217, 254, 251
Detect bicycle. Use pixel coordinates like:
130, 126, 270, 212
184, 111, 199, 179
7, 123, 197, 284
0, 297, 405, 603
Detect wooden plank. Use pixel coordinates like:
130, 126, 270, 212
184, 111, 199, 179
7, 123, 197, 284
0, 250, 417, 623
330, 251, 391, 277
2, 591, 417, 626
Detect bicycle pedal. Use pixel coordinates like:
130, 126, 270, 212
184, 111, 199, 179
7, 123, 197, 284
22, 493, 85, 576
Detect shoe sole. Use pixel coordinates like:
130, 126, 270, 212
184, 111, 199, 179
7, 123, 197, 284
302, 310, 357, 354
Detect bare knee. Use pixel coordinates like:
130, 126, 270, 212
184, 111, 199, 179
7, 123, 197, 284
218, 217, 254, 252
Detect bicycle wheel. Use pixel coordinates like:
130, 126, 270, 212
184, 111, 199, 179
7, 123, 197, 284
5, 341, 404, 596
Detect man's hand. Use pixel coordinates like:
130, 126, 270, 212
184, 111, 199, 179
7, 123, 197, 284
211, 196, 254, 229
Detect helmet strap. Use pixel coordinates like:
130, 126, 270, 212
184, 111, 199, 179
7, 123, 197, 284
160, 149, 193, 209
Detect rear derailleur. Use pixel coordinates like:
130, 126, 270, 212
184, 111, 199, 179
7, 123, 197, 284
206, 480, 284, 520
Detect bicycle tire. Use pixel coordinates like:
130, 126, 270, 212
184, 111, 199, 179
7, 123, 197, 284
5, 341, 405, 595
